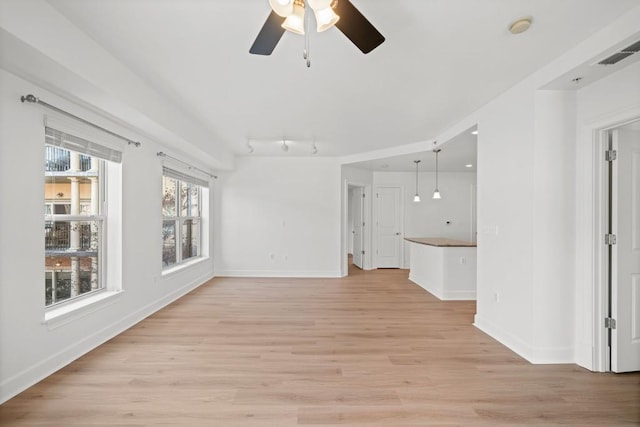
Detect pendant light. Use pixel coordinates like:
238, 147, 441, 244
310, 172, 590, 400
413, 160, 421, 203
433, 149, 442, 200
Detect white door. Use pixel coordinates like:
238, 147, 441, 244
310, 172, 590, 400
352, 187, 364, 269
376, 186, 402, 268
612, 124, 640, 372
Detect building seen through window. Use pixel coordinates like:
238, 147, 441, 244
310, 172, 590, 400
162, 173, 202, 268
45, 146, 104, 306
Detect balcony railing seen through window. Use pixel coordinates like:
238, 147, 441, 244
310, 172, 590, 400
45, 146, 92, 172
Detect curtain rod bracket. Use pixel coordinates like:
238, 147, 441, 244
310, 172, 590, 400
20, 93, 141, 148
21, 94, 38, 103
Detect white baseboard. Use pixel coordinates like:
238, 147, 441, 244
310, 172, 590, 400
216, 269, 343, 278
0, 272, 212, 404
441, 290, 476, 300
473, 314, 574, 364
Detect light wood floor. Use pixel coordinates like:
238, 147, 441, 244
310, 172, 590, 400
1, 264, 639, 426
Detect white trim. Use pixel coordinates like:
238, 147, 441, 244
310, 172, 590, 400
215, 270, 343, 278
161, 256, 209, 277
373, 184, 405, 269
576, 106, 640, 372
343, 179, 373, 276
43, 290, 123, 329
474, 314, 574, 364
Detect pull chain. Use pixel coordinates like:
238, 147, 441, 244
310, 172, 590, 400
303, 4, 311, 67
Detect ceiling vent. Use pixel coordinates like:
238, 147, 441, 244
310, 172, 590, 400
598, 40, 640, 65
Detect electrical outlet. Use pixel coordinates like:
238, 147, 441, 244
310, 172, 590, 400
459, 257, 466, 264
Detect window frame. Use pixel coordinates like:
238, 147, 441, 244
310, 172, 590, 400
44, 147, 109, 309
162, 174, 204, 270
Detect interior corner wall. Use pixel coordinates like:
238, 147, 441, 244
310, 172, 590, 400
472, 82, 536, 359
532, 89, 577, 363
0, 69, 216, 404
215, 156, 342, 278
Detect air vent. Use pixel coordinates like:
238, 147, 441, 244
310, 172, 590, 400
598, 40, 640, 65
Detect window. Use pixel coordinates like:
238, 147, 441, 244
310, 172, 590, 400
162, 168, 206, 268
44, 127, 121, 307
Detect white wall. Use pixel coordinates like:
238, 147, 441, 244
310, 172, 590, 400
574, 61, 640, 369
470, 17, 640, 364
373, 171, 477, 268
215, 157, 342, 277
0, 70, 218, 403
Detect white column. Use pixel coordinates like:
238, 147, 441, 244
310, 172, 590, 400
69, 151, 80, 172
89, 176, 99, 290
69, 172, 81, 297
70, 257, 79, 297
69, 177, 80, 250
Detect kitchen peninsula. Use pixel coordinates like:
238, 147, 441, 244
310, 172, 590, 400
405, 237, 477, 300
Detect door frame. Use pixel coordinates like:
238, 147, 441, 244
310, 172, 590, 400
588, 111, 640, 372
373, 185, 405, 269
342, 180, 371, 275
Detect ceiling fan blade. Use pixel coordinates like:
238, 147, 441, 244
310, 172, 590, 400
250, 11, 286, 55
334, 0, 385, 54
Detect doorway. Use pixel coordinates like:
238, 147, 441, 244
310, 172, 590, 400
375, 186, 403, 268
348, 185, 365, 270
601, 119, 640, 373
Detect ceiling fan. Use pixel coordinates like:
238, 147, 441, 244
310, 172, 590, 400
250, 0, 385, 56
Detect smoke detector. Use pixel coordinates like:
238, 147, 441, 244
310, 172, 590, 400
509, 17, 532, 35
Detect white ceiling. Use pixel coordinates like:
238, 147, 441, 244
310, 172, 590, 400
46, 0, 639, 159
348, 126, 477, 172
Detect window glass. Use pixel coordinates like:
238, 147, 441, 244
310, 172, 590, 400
162, 220, 177, 267
162, 172, 203, 269
45, 146, 104, 307
162, 176, 177, 217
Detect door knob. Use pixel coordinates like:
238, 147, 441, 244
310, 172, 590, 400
395, 232, 401, 235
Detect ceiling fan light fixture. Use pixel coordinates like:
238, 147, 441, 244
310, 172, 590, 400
282, 1, 306, 35
269, 0, 293, 17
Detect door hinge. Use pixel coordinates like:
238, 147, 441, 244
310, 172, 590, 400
605, 234, 617, 245
361, 250, 365, 255
362, 222, 365, 227
604, 317, 616, 329
605, 149, 617, 161
362, 193, 366, 198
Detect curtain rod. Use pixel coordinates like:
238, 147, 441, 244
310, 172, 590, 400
20, 94, 141, 147
157, 152, 217, 179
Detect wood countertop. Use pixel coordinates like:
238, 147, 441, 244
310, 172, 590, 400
404, 237, 477, 247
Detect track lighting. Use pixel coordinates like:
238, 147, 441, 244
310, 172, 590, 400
312, 142, 318, 155
282, 139, 289, 152
247, 141, 254, 154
